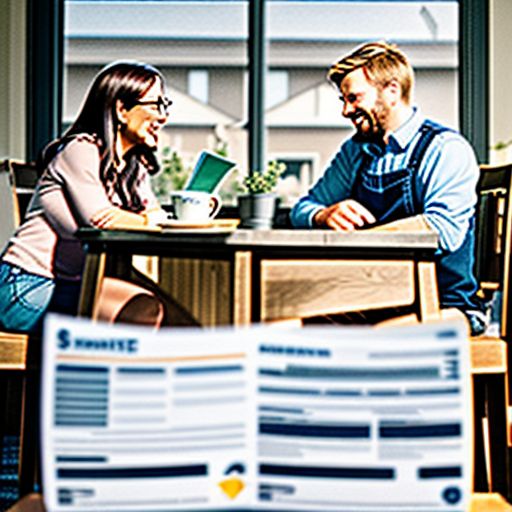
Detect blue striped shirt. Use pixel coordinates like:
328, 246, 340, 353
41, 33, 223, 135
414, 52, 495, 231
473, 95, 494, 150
290, 108, 480, 252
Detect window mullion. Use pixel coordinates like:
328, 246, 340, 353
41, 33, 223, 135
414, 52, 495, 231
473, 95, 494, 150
248, 0, 266, 175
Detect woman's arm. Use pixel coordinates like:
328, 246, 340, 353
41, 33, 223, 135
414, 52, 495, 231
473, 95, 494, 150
47, 137, 167, 230
90, 206, 148, 229
90, 205, 167, 229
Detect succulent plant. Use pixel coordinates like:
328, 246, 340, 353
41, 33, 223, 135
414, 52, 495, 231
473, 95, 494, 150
241, 160, 286, 194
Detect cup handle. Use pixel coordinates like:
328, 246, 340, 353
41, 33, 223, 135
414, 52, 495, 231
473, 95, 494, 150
209, 195, 221, 218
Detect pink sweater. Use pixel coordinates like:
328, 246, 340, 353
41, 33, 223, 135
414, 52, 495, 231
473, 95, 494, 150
2, 134, 160, 281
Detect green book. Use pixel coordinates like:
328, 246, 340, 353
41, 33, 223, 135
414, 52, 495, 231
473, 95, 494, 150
185, 150, 237, 193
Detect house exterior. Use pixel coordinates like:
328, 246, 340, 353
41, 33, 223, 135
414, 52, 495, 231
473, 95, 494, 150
65, 0, 458, 204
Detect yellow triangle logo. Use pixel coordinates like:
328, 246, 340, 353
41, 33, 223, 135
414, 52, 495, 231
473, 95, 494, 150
219, 477, 245, 499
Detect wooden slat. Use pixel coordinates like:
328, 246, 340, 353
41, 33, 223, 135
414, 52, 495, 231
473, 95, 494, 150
159, 257, 233, 326
204, 260, 215, 325
0, 333, 28, 369
500, 171, 512, 339
156, 257, 191, 321
132, 255, 159, 282
215, 260, 232, 325
470, 493, 512, 511
191, 259, 202, 321
78, 252, 106, 318
260, 259, 415, 321
470, 337, 508, 374
233, 251, 252, 325
5, 494, 44, 512
416, 261, 441, 321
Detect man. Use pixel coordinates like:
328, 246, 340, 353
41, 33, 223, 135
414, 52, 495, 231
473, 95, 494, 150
290, 41, 486, 335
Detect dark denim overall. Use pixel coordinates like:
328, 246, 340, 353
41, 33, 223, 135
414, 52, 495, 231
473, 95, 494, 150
352, 120, 481, 314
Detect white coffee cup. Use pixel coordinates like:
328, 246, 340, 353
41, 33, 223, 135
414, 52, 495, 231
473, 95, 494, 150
170, 191, 221, 222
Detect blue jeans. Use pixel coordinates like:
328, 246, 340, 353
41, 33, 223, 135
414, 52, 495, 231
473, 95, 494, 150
48, 278, 82, 316
0, 261, 54, 333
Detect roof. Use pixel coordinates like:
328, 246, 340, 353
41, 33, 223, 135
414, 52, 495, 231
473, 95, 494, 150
66, 1, 458, 43
266, 81, 352, 128
158, 86, 237, 127
63, 85, 236, 126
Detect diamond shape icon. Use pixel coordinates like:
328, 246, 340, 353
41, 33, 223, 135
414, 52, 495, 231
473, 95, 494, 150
219, 477, 245, 499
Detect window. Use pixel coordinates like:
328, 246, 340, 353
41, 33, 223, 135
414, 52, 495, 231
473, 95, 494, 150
266, 70, 289, 109
266, 0, 460, 201
55, 0, 488, 207
274, 157, 314, 207
64, 0, 248, 205
28, 1, 488, 175
188, 70, 209, 104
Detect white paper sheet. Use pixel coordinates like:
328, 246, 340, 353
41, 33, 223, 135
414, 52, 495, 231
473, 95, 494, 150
42, 315, 472, 512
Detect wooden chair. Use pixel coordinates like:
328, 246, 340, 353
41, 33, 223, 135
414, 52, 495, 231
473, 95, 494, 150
0, 160, 40, 505
475, 163, 512, 342
1, 159, 170, 504
426, 164, 512, 497
431, 163, 512, 496
473, 162, 512, 499
7, 160, 39, 223
367, 164, 512, 498
0, 161, 23, 248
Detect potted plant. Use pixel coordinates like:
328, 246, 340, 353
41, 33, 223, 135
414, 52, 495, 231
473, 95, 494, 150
238, 161, 286, 229
491, 138, 512, 164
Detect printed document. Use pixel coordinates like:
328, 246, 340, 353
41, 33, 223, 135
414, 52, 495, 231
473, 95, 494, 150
42, 315, 472, 511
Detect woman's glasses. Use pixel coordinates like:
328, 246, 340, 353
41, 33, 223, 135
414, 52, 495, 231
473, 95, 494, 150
135, 96, 173, 116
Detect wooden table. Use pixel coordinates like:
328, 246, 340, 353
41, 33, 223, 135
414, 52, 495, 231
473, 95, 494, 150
77, 228, 441, 325
75, 227, 510, 498
7, 493, 512, 511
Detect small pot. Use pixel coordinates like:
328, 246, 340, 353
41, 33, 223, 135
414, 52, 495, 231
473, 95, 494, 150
238, 193, 277, 230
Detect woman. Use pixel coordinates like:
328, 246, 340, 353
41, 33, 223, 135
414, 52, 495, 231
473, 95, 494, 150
0, 60, 172, 333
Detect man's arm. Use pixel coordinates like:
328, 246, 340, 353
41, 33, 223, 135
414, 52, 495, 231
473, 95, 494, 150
367, 214, 432, 233
313, 199, 376, 231
290, 140, 365, 228
418, 133, 479, 252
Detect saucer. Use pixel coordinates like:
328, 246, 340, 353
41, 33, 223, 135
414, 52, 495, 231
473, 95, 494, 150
159, 219, 215, 229
158, 218, 240, 231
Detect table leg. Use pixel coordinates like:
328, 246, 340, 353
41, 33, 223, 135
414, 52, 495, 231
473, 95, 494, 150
473, 376, 488, 491
78, 252, 106, 319
416, 261, 441, 321
471, 339, 510, 497
233, 251, 252, 326
18, 340, 41, 498
485, 372, 511, 499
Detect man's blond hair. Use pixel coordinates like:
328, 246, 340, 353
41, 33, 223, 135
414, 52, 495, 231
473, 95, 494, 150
328, 41, 414, 104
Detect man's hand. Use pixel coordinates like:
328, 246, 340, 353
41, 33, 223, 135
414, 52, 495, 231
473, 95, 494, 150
91, 207, 147, 229
313, 199, 376, 231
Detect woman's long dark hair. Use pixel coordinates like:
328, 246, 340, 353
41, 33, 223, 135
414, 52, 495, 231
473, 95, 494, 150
41, 61, 164, 211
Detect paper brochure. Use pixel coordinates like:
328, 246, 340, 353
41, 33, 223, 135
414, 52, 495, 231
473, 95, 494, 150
41, 316, 472, 512
184, 151, 236, 194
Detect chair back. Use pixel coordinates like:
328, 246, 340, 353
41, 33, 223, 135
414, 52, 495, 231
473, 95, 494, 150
0, 160, 21, 251
8, 160, 39, 222
475, 163, 512, 339
0, 159, 39, 251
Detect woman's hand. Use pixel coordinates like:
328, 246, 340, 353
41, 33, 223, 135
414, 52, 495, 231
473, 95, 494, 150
90, 207, 147, 229
313, 199, 376, 231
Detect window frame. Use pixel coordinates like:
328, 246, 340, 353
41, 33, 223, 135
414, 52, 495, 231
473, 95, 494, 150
26, 0, 64, 161
26, 0, 489, 164
459, 0, 489, 162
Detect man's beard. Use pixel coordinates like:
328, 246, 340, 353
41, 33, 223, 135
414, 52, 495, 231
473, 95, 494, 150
350, 93, 389, 144
351, 108, 386, 144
